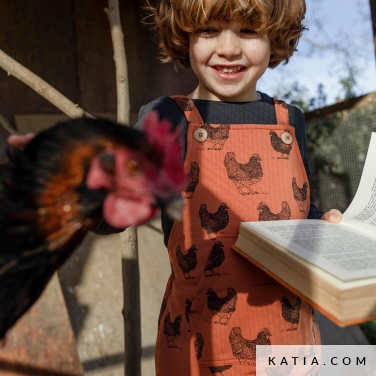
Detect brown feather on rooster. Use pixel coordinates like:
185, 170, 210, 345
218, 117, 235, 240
201, 123, 230, 150
199, 203, 229, 239
257, 201, 291, 221
163, 312, 182, 348
229, 327, 272, 365
292, 177, 308, 212
269, 130, 292, 159
224, 152, 263, 195
206, 287, 237, 325
0, 113, 186, 339
176, 245, 197, 279
183, 161, 200, 199
281, 296, 301, 331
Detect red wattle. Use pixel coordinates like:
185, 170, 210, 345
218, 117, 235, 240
103, 193, 156, 228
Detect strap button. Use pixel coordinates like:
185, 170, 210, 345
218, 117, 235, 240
281, 131, 293, 144
194, 128, 208, 142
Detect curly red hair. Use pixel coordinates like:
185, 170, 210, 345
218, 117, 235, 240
144, 0, 307, 69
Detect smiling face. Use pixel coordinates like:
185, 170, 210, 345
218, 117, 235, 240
188, 20, 271, 102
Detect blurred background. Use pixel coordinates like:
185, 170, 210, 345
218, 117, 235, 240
0, 0, 376, 375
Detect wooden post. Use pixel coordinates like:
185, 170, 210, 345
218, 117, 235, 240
105, 2, 142, 375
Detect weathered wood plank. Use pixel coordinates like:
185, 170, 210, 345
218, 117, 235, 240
0, 274, 84, 376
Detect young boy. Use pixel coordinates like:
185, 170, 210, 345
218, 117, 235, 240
136, 0, 342, 375
7, 0, 342, 374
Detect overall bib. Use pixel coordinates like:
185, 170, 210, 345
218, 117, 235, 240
156, 96, 320, 376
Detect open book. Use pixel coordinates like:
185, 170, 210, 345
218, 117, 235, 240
233, 132, 376, 327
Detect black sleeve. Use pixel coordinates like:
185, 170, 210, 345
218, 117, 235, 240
136, 96, 187, 246
287, 105, 324, 219
135, 96, 188, 133
307, 203, 324, 219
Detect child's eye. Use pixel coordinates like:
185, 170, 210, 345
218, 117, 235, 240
196, 27, 217, 37
240, 28, 258, 35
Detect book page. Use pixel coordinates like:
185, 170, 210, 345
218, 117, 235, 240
242, 220, 376, 282
241, 132, 376, 282
341, 132, 376, 231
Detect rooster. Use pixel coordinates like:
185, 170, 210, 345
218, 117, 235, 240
229, 327, 272, 365
182, 161, 200, 199
201, 123, 230, 150
204, 240, 225, 277
269, 131, 292, 159
164, 312, 182, 348
224, 152, 263, 195
194, 333, 204, 360
199, 203, 229, 239
281, 296, 301, 331
176, 245, 197, 279
257, 201, 291, 221
206, 287, 237, 325
292, 177, 308, 212
0, 112, 185, 339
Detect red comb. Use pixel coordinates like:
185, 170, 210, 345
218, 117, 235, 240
142, 111, 186, 192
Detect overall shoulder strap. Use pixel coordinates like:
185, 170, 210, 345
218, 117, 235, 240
272, 98, 290, 126
170, 95, 204, 124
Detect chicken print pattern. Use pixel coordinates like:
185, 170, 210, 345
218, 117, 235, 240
224, 152, 263, 195
209, 365, 233, 375
185, 298, 192, 323
172, 96, 196, 112
183, 162, 200, 199
204, 240, 225, 277
292, 177, 308, 212
164, 312, 182, 348
199, 203, 229, 239
176, 245, 197, 279
228, 327, 272, 365
257, 201, 291, 221
281, 296, 302, 331
154, 96, 319, 376
201, 123, 230, 150
269, 130, 293, 159
206, 287, 237, 325
264, 364, 294, 376
194, 333, 204, 360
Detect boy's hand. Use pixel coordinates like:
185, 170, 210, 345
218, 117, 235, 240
7, 133, 36, 148
321, 209, 342, 223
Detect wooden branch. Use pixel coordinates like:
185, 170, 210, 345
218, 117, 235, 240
0, 49, 93, 120
105, 2, 141, 376
120, 226, 141, 376
104, 0, 130, 124
0, 115, 18, 134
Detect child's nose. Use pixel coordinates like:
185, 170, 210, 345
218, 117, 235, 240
216, 31, 241, 58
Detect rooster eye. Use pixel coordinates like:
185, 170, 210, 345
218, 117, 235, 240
126, 159, 142, 175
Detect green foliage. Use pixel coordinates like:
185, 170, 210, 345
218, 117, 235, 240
273, 81, 328, 113
360, 321, 376, 345
337, 66, 358, 100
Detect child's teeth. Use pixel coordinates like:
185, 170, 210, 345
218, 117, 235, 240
218, 66, 241, 73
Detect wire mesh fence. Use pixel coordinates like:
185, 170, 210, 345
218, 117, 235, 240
306, 94, 376, 213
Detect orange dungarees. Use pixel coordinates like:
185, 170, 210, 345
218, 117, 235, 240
156, 96, 320, 376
